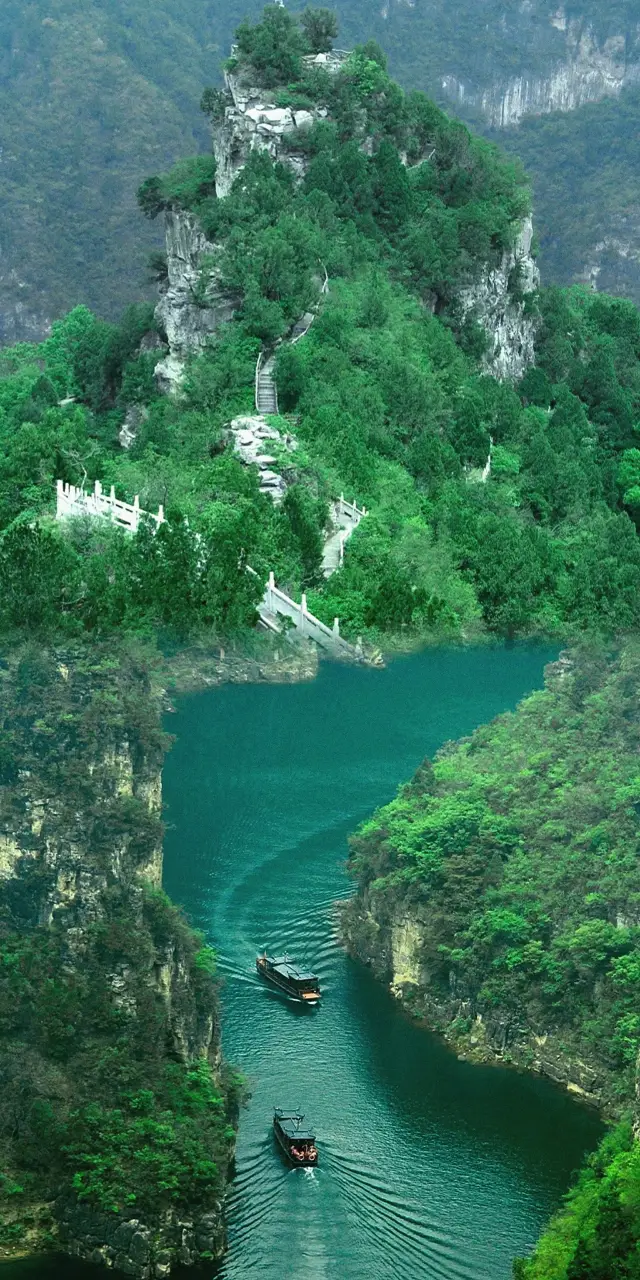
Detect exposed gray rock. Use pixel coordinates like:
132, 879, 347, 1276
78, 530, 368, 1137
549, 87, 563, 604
56, 1202, 225, 1279
228, 413, 297, 502
154, 210, 238, 395
212, 63, 339, 198
442, 12, 640, 126
119, 404, 149, 450
578, 228, 640, 301
458, 215, 539, 381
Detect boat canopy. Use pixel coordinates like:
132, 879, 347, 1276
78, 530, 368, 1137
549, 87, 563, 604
275, 1109, 316, 1141
266, 955, 318, 983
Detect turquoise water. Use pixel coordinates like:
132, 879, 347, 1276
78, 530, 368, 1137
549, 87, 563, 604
160, 646, 603, 1280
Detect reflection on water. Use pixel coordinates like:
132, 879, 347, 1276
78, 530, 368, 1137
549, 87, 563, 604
160, 647, 603, 1280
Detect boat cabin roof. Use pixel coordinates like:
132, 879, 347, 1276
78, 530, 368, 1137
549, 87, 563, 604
266, 954, 317, 983
274, 1109, 315, 1141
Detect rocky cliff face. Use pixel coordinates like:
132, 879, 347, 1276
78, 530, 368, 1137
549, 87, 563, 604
439, 10, 640, 127
154, 210, 238, 395
578, 228, 640, 300
0, 646, 233, 1276
156, 49, 538, 391
458, 215, 539, 381
154, 56, 342, 392
213, 55, 344, 197
341, 893, 611, 1109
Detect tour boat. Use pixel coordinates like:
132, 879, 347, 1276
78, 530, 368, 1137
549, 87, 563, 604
273, 1109, 318, 1167
256, 951, 321, 1004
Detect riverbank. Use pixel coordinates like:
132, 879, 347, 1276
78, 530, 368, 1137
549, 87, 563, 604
340, 898, 615, 1113
340, 645, 640, 1128
0, 645, 237, 1276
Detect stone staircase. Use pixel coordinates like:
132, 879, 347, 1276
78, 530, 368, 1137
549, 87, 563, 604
255, 353, 278, 415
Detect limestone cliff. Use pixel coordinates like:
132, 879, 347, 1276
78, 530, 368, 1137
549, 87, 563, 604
457, 216, 539, 381
155, 47, 538, 392
439, 9, 640, 127
154, 55, 342, 392
342, 893, 609, 1108
154, 210, 238, 395
0, 646, 235, 1276
578, 228, 640, 301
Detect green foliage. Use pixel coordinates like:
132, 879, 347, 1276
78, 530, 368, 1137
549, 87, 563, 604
300, 8, 338, 55
4, 15, 640, 649
515, 1123, 640, 1279
137, 156, 217, 220
234, 5, 306, 88
349, 642, 640, 1097
0, 648, 234, 1233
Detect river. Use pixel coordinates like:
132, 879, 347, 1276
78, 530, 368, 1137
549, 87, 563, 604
159, 645, 603, 1280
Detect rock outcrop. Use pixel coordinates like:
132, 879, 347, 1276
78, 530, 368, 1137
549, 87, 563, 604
578, 229, 640, 301
441, 11, 640, 127
458, 215, 539, 381
213, 53, 347, 197
155, 43, 538, 392
154, 54, 346, 391
154, 210, 238, 394
0, 648, 234, 1276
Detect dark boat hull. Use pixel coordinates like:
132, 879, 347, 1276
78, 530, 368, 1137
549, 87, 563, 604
256, 960, 320, 1005
273, 1123, 318, 1168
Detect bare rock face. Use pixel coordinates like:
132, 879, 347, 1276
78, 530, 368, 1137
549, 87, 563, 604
458, 215, 539, 381
442, 12, 640, 127
228, 413, 298, 502
154, 210, 238, 395
578, 228, 640, 302
56, 1202, 226, 1278
213, 55, 346, 198
0, 652, 232, 1276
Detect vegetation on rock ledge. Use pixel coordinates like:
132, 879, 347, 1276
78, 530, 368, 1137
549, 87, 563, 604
0, 646, 237, 1261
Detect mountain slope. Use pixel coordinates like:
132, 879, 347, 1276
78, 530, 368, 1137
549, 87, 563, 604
0, 0, 222, 342
3, 0, 640, 342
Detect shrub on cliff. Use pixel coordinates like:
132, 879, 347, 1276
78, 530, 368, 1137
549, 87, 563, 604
514, 1122, 640, 1279
348, 643, 640, 1101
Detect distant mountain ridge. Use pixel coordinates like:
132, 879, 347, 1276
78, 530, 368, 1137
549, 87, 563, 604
2, 0, 639, 342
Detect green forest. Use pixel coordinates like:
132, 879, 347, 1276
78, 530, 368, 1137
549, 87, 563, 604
2, 0, 639, 339
347, 642, 640, 1278
3, 11, 640, 651
497, 86, 640, 302
3, 5, 640, 1277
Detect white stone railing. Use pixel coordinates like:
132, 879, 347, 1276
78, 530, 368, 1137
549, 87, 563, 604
56, 480, 165, 532
55, 480, 365, 660
261, 572, 359, 657
336, 493, 366, 524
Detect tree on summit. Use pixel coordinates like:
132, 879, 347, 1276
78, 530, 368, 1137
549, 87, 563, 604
234, 5, 305, 87
300, 8, 338, 54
